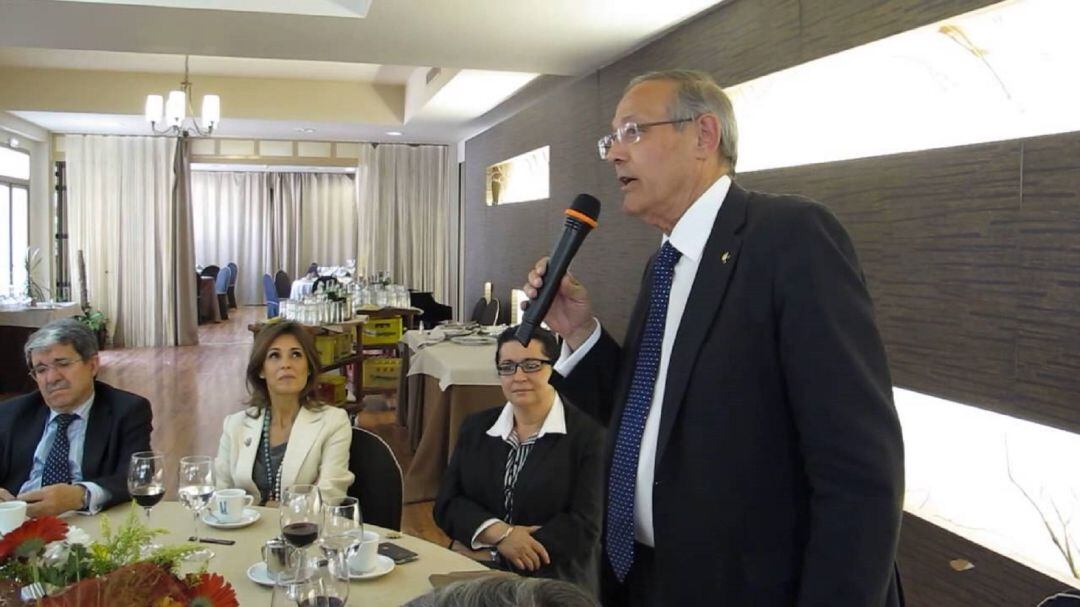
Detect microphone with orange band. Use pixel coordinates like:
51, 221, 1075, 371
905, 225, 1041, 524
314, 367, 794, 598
516, 194, 601, 345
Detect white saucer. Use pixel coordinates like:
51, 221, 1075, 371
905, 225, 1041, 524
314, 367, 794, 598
202, 508, 261, 529
349, 554, 395, 580
246, 562, 275, 587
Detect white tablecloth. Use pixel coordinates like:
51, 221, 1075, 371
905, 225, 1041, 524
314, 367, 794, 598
0, 302, 81, 328
403, 330, 499, 390
290, 278, 316, 300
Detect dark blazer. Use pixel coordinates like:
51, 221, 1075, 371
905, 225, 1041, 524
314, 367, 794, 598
433, 398, 605, 596
0, 380, 153, 509
554, 183, 905, 606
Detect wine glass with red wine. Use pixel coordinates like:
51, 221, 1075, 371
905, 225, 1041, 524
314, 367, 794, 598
127, 451, 165, 552
280, 484, 322, 571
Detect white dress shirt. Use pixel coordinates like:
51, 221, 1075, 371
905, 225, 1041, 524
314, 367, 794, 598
19, 393, 110, 514
555, 175, 730, 547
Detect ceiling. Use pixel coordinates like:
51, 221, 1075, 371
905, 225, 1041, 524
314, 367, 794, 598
0, 0, 726, 144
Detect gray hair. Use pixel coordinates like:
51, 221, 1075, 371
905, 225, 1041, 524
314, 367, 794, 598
24, 318, 99, 369
406, 576, 598, 607
628, 69, 739, 173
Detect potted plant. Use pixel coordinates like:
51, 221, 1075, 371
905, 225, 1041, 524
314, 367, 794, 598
23, 248, 49, 306
76, 308, 108, 349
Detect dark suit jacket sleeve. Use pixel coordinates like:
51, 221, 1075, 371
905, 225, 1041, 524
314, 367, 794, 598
773, 204, 905, 605
432, 416, 501, 545
88, 393, 153, 509
551, 329, 623, 428
531, 420, 604, 563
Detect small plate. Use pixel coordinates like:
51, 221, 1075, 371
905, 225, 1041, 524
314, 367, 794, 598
450, 335, 496, 346
202, 508, 261, 529
349, 554, 396, 580
247, 562, 275, 587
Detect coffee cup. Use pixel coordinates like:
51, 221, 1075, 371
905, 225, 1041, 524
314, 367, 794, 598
347, 530, 381, 573
0, 501, 27, 534
262, 537, 301, 576
211, 489, 253, 523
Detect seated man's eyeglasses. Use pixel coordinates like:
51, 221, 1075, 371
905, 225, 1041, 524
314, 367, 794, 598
30, 358, 83, 379
496, 359, 553, 376
596, 117, 696, 160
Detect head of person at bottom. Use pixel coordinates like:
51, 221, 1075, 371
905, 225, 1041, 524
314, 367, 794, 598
406, 575, 599, 607
0, 318, 153, 517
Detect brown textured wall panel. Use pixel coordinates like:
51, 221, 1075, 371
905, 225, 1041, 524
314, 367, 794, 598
898, 514, 1069, 606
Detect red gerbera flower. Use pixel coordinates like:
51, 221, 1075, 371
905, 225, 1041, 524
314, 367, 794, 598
0, 516, 68, 560
186, 572, 238, 607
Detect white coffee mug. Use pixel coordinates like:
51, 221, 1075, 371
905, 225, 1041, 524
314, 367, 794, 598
347, 530, 381, 573
211, 489, 253, 523
0, 501, 28, 534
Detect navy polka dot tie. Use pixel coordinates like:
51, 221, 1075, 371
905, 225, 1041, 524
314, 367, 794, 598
606, 241, 681, 582
42, 413, 78, 487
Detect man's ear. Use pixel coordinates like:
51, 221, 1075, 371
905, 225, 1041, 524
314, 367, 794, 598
695, 114, 722, 160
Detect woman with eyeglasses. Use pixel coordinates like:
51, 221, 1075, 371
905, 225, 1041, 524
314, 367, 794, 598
434, 326, 604, 597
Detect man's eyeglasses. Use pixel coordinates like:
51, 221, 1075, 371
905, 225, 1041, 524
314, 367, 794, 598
596, 117, 696, 160
29, 358, 82, 379
496, 358, 553, 376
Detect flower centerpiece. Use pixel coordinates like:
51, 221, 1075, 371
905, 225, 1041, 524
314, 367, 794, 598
0, 507, 237, 607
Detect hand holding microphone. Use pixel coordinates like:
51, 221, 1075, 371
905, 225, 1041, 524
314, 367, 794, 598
519, 194, 601, 349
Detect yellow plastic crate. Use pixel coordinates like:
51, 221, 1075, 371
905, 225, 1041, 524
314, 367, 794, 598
362, 317, 404, 346
315, 372, 347, 405
314, 335, 338, 366
363, 357, 401, 389
335, 332, 354, 360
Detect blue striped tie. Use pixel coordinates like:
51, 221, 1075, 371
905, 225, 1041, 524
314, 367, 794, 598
42, 413, 79, 486
606, 241, 681, 581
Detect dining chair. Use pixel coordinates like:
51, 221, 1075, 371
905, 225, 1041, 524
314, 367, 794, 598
200, 264, 220, 280
263, 274, 280, 318
480, 298, 500, 326
226, 262, 239, 309
214, 267, 230, 321
275, 270, 292, 299
347, 427, 404, 531
469, 297, 487, 323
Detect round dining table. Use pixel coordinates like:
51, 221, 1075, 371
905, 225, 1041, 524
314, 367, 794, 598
80, 502, 488, 605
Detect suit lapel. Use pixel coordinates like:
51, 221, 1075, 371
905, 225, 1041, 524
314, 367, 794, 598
280, 407, 323, 489
607, 255, 657, 447
81, 387, 112, 478
235, 412, 263, 492
655, 184, 749, 468
511, 435, 560, 503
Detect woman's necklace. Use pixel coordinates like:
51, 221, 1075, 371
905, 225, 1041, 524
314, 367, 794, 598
261, 409, 285, 503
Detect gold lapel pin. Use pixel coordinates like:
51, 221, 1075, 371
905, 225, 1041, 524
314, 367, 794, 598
721, 252, 731, 264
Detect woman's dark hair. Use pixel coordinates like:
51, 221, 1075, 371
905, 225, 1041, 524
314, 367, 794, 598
245, 321, 323, 416
495, 325, 559, 364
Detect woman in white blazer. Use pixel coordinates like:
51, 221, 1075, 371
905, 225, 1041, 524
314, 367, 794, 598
215, 321, 353, 505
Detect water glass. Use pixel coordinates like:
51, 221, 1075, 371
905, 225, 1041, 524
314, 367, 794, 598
178, 455, 215, 560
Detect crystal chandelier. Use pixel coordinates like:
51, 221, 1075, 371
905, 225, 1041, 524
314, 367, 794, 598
144, 56, 220, 136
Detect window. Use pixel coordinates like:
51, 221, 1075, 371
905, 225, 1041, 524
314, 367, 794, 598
486, 146, 550, 205
0, 144, 30, 294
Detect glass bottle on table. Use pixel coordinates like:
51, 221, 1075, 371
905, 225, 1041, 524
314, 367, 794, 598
177, 455, 216, 560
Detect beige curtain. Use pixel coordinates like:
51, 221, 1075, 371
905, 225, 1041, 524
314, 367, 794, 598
271, 173, 304, 281
190, 172, 273, 305
67, 135, 181, 347
357, 143, 451, 302
172, 135, 198, 345
300, 173, 356, 272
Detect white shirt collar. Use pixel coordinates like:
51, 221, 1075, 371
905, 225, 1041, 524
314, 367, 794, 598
485, 393, 568, 441
48, 391, 95, 423
663, 174, 731, 263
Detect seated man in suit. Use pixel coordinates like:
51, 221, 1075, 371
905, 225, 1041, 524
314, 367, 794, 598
0, 318, 153, 516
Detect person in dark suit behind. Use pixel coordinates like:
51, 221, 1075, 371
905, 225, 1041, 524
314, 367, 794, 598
434, 326, 605, 596
0, 318, 152, 516
523, 69, 905, 606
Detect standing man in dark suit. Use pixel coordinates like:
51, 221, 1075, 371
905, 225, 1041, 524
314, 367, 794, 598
0, 318, 152, 516
524, 70, 905, 605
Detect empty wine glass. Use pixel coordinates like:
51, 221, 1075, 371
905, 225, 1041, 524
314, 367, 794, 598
280, 485, 322, 571
178, 455, 216, 560
319, 497, 363, 570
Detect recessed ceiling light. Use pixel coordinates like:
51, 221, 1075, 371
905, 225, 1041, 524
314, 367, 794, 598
294, 127, 316, 134
386, 131, 403, 136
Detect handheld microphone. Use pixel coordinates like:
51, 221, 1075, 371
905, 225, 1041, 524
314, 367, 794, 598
516, 194, 601, 346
